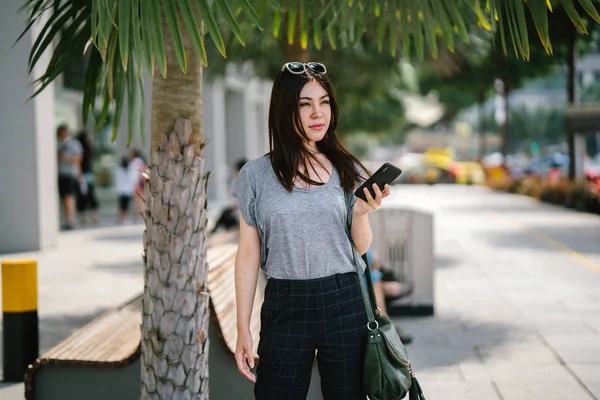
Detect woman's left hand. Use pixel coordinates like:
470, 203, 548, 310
353, 183, 391, 216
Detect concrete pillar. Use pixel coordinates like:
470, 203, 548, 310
203, 80, 229, 208
244, 81, 259, 160
0, 4, 59, 253
244, 79, 271, 159
224, 87, 246, 166
258, 80, 272, 155
574, 133, 586, 179
255, 101, 268, 156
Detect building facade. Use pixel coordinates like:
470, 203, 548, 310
0, 3, 271, 253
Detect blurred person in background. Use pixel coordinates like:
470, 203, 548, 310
75, 130, 99, 225
115, 156, 134, 224
365, 248, 414, 345
211, 158, 248, 233
128, 149, 149, 222
546, 161, 562, 184
57, 124, 82, 230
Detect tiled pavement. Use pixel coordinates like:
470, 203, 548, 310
1, 184, 599, 399
390, 185, 600, 400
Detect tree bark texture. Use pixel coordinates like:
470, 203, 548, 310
141, 13, 209, 400
141, 119, 210, 400
151, 17, 203, 157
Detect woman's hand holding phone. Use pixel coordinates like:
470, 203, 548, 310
353, 183, 391, 216
352, 162, 399, 216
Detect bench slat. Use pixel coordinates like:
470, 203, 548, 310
41, 296, 142, 363
36, 232, 262, 365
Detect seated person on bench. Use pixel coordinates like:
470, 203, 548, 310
211, 158, 248, 233
365, 248, 414, 345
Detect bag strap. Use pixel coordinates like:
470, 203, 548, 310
344, 192, 379, 326
362, 253, 379, 313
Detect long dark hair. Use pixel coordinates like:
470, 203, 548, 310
268, 67, 370, 193
76, 130, 93, 172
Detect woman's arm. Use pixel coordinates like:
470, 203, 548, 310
234, 213, 261, 382
351, 213, 373, 255
351, 183, 391, 254
235, 214, 261, 333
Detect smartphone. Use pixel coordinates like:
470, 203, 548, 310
354, 162, 402, 202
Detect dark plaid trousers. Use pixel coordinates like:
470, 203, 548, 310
254, 272, 368, 400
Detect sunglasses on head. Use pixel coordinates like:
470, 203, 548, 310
282, 62, 327, 75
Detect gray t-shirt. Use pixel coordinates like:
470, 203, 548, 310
57, 138, 82, 178
231, 156, 366, 280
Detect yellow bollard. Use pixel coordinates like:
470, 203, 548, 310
2, 260, 39, 382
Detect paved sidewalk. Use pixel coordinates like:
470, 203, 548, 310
0, 223, 146, 398
389, 185, 600, 400
0, 193, 226, 398
1, 184, 599, 400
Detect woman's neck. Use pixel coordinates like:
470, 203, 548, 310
304, 150, 328, 165
305, 141, 319, 154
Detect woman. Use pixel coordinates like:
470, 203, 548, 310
75, 131, 99, 225
128, 148, 148, 222
232, 62, 391, 399
115, 156, 134, 223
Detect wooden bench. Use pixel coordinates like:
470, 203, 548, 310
208, 239, 266, 360
24, 230, 265, 400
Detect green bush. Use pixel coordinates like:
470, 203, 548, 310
565, 182, 590, 211
491, 176, 600, 216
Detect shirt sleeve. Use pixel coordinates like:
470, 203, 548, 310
231, 165, 257, 227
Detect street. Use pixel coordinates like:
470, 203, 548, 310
1, 184, 600, 399
387, 184, 600, 399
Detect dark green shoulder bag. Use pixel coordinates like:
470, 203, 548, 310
344, 193, 426, 400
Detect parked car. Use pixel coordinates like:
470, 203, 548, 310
453, 162, 486, 185
523, 153, 569, 178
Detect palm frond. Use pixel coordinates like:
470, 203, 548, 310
17, 0, 600, 145
276, 1, 600, 61
19, 0, 267, 144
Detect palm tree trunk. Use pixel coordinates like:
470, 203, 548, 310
286, 41, 310, 62
140, 14, 210, 400
284, 5, 310, 62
